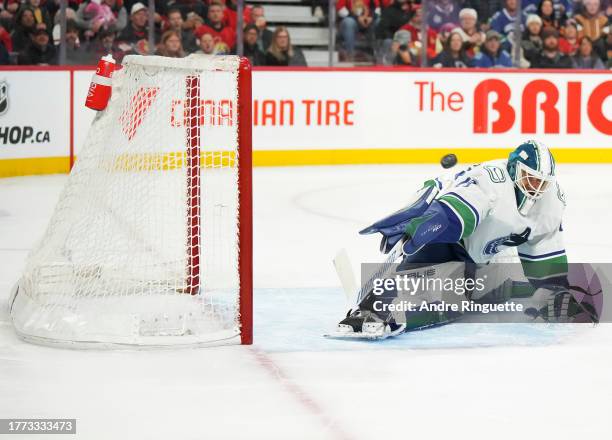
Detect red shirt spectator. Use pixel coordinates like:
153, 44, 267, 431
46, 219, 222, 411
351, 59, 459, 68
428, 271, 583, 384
558, 20, 579, 55
0, 25, 12, 52
401, 5, 439, 59
195, 1, 236, 51
222, 0, 251, 30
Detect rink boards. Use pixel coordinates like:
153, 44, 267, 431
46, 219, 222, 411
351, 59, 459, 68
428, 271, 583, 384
0, 66, 610, 177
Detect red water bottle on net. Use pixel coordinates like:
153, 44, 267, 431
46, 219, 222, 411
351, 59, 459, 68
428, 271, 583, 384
85, 54, 116, 111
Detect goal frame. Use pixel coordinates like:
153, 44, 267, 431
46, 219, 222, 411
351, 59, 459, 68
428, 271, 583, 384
10, 55, 254, 348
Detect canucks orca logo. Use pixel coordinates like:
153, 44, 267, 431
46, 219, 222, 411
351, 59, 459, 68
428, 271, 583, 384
0, 81, 8, 117
484, 227, 531, 255
556, 182, 566, 206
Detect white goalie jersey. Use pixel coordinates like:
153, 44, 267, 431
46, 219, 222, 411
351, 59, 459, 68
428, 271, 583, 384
432, 159, 567, 268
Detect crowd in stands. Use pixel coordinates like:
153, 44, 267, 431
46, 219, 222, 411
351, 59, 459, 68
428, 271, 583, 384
0, 0, 609, 68
340, 0, 611, 68
0, 0, 307, 66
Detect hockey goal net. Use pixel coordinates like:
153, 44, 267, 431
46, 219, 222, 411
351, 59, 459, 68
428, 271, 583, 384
10, 55, 252, 348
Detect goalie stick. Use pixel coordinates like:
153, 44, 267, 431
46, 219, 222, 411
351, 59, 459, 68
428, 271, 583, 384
326, 237, 407, 340
326, 186, 439, 340
336, 184, 439, 306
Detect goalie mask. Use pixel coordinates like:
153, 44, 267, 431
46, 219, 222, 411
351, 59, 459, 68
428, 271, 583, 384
507, 140, 555, 215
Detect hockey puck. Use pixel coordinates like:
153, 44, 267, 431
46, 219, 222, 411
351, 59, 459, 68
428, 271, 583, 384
440, 153, 458, 169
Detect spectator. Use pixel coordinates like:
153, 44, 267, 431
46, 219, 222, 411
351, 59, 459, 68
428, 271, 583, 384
166, 8, 197, 53
195, 32, 215, 54
61, 20, 91, 64
117, 2, 154, 52
51, 8, 77, 45
436, 22, 457, 50
242, 24, 265, 66
523, 0, 573, 17
471, 29, 513, 67
28, 0, 53, 35
558, 19, 579, 55
184, 11, 205, 31
538, 0, 565, 30
375, 0, 411, 41
122, 0, 167, 17
85, 28, 129, 63
336, 0, 378, 61
374, 0, 412, 64
489, 0, 527, 40
463, 0, 504, 29
75, 0, 127, 39
250, 5, 272, 51
456, 8, 485, 56
401, 5, 439, 61
427, 0, 460, 31
194, 1, 235, 53
522, 0, 542, 15
389, 29, 412, 65
265, 26, 307, 66
223, 0, 250, 31
0, 2, 20, 30
431, 29, 471, 67
522, 14, 543, 63
0, 24, 11, 52
572, 35, 605, 67
11, 6, 39, 52
531, 27, 573, 67
166, 0, 207, 21
84, 0, 117, 31
156, 29, 184, 57
574, 0, 608, 58
18, 27, 56, 64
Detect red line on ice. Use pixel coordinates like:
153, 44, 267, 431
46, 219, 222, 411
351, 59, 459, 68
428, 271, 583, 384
250, 347, 354, 440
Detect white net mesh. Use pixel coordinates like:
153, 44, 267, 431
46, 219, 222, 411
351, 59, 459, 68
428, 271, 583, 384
10, 55, 249, 348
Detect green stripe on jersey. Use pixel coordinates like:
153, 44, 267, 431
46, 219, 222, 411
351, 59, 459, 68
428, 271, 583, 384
520, 254, 568, 280
439, 194, 477, 239
423, 179, 437, 189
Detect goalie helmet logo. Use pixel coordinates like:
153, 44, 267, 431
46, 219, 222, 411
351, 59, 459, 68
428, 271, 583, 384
0, 81, 8, 117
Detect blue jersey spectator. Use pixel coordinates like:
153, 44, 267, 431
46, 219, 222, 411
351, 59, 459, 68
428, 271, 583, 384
427, 0, 460, 30
489, 0, 527, 38
471, 30, 513, 67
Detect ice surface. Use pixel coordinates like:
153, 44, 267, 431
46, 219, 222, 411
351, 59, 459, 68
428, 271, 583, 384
1, 164, 612, 440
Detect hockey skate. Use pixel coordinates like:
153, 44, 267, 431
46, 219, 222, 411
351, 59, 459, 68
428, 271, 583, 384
324, 308, 406, 340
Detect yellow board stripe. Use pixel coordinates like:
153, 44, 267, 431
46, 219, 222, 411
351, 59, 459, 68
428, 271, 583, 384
2, 148, 612, 177
256, 148, 612, 166
0, 157, 70, 178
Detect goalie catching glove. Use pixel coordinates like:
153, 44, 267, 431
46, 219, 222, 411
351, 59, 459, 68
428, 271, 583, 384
360, 183, 464, 256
